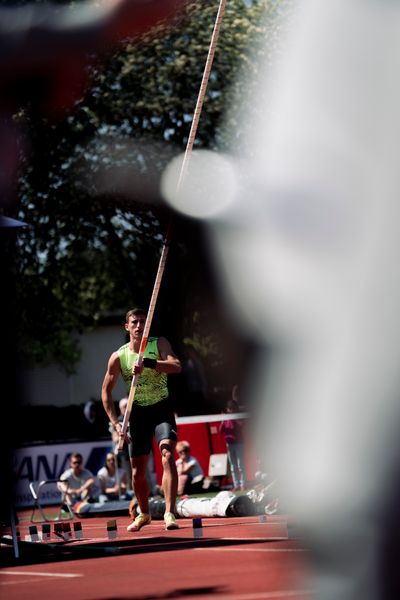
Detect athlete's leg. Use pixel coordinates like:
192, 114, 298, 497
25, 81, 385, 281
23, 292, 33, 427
130, 454, 150, 514
128, 404, 153, 515
159, 438, 178, 514
154, 402, 178, 514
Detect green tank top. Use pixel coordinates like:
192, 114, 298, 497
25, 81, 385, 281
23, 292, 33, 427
117, 337, 169, 406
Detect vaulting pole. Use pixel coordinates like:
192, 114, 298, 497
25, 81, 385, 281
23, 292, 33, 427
118, 0, 227, 451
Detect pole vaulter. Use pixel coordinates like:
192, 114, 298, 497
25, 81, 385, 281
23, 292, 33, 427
118, 0, 227, 452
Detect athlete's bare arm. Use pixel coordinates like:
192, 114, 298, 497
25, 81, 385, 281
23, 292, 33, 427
101, 351, 121, 427
156, 337, 182, 374
132, 336, 181, 376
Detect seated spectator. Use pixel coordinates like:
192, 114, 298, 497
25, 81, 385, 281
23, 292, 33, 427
97, 452, 133, 503
57, 452, 97, 506
176, 440, 204, 496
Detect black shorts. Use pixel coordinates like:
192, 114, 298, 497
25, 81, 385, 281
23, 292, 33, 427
128, 398, 178, 457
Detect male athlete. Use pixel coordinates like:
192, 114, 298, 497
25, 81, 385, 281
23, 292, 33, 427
101, 308, 181, 531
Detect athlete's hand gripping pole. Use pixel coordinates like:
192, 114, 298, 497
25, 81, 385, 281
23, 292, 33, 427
117, 225, 172, 453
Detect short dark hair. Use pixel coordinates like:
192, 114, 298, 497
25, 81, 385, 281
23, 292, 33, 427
70, 452, 83, 462
125, 308, 146, 323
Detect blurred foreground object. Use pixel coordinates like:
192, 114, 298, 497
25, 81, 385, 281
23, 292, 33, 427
0, 0, 184, 534
164, 0, 400, 598
0, 0, 183, 69
0, 0, 185, 206
0, 0, 184, 116
0, 217, 29, 531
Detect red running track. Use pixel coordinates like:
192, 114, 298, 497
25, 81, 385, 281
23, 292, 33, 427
1, 513, 314, 600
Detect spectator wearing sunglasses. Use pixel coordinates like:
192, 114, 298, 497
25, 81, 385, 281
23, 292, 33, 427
58, 452, 96, 507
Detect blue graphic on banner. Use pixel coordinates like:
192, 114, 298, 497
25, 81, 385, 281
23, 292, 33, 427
85, 446, 112, 475
14, 441, 112, 507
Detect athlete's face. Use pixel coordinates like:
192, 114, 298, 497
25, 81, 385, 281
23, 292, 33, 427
125, 314, 146, 339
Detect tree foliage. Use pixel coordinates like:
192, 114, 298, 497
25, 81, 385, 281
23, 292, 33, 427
12, 0, 284, 373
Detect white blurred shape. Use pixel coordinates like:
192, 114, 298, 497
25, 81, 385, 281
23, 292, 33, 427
201, 0, 400, 598
161, 150, 237, 219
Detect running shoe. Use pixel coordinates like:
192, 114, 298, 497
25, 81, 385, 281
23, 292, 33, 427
127, 512, 151, 532
164, 512, 179, 530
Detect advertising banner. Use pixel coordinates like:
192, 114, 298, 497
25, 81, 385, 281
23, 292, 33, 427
14, 441, 112, 507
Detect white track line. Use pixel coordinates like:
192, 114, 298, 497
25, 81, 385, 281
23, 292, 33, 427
201, 592, 312, 599
194, 547, 306, 552
198, 522, 286, 528
1, 571, 82, 578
